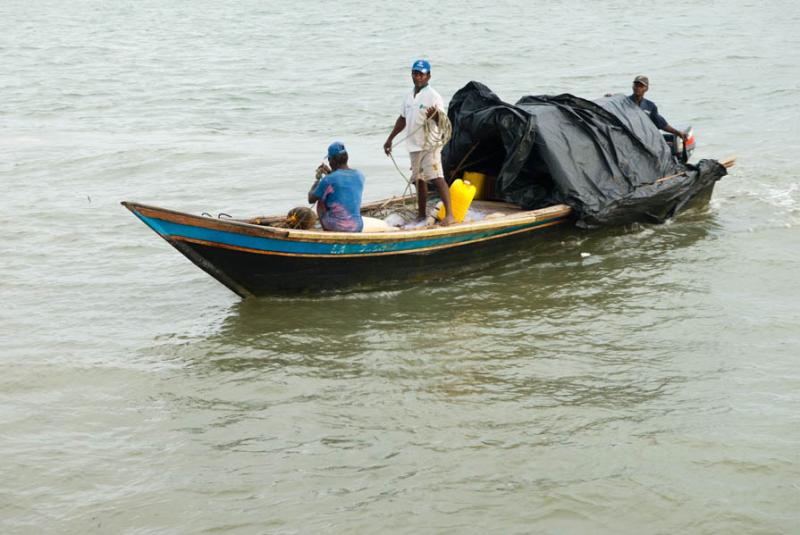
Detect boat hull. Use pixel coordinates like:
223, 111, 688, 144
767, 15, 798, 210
168, 224, 567, 295
123, 201, 572, 297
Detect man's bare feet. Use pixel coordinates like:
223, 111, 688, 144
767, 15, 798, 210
439, 215, 456, 226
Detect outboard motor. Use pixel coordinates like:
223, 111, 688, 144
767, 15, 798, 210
663, 125, 695, 164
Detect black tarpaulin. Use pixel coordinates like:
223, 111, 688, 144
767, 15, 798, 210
442, 81, 727, 227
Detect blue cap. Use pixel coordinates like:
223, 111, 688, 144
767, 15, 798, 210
411, 59, 431, 73
326, 141, 346, 160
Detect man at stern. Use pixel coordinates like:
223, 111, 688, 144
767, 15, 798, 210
629, 75, 687, 140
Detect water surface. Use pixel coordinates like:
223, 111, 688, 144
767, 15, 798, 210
2, 1, 800, 533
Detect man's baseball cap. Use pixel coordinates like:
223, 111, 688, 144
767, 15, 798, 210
326, 141, 346, 160
633, 75, 649, 88
411, 59, 431, 73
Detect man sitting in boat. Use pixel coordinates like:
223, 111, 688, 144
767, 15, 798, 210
628, 75, 687, 141
308, 141, 391, 232
605, 76, 687, 141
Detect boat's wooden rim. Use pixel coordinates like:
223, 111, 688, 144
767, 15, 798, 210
282, 201, 572, 241
122, 155, 734, 244
122, 200, 573, 243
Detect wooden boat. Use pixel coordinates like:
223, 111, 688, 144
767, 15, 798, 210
121, 197, 573, 297
122, 154, 733, 298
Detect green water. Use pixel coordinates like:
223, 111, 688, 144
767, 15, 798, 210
2, 1, 799, 532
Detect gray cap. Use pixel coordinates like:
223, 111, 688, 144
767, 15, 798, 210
633, 75, 649, 88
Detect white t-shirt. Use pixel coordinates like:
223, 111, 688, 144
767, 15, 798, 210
400, 85, 445, 152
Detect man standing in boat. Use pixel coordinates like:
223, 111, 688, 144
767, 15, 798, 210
383, 59, 455, 225
628, 75, 687, 141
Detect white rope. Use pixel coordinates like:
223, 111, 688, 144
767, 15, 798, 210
388, 111, 453, 196
421, 110, 452, 151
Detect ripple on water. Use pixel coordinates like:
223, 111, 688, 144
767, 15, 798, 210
2, 0, 800, 532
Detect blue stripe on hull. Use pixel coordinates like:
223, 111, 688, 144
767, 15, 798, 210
136, 213, 557, 256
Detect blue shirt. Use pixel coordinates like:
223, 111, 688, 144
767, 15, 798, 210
312, 168, 365, 232
629, 95, 668, 130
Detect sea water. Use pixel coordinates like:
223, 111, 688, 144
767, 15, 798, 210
2, 1, 800, 532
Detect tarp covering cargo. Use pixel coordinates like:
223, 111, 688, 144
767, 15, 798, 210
442, 81, 727, 228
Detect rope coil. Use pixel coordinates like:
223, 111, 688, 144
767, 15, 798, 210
389, 112, 453, 196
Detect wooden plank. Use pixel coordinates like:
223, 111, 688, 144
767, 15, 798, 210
282, 204, 572, 241
655, 155, 737, 184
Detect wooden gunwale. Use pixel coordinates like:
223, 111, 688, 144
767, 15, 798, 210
123, 201, 573, 244
123, 202, 291, 239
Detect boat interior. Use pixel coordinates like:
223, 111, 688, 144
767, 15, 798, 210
246, 194, 535, 233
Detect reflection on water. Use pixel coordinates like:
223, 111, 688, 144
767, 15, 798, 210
129, 216, 727, 527
127, 210, 724, 529
152, 214, 717, 426
217, 211, 713, 334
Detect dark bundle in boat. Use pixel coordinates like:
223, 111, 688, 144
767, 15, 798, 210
442, 81, 728, 228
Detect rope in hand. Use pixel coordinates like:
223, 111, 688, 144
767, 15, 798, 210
387, 111, 453, 198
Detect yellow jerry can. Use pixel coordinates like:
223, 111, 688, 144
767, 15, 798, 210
462, 171, 487, 199
437, 178, 476, 223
